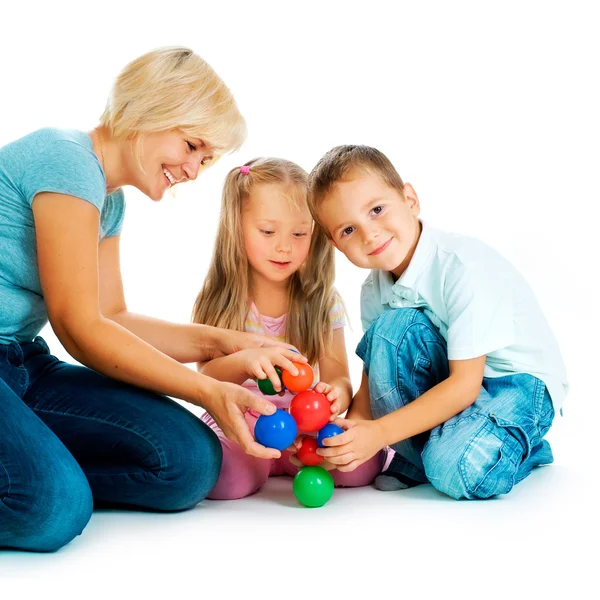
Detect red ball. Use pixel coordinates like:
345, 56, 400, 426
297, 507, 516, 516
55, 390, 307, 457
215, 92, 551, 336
289, 389, 331, 433
282, 361, 314, 393
297, 437, 324, 466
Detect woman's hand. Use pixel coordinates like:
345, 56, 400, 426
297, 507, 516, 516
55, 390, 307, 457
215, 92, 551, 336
202, 380, 282, 460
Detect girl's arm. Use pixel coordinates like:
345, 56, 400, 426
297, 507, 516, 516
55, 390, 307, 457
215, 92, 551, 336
317, 328, 353, 416
197, 347, 304, 391
98, 237, 295, 363
32, 193, 280, 460
345, 371, 373, 421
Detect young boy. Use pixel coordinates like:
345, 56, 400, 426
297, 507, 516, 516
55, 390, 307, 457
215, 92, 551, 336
306, 145, 568, 500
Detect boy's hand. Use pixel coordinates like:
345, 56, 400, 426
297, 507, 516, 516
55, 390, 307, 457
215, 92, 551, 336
317, 417, 385, 472
313, 381, 347, 420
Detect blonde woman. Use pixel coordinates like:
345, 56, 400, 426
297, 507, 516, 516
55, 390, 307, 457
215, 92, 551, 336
0, 47, 301, 552
192, 158, 387, 500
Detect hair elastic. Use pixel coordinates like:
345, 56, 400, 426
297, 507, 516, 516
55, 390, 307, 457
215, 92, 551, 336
240, 165, 251, 175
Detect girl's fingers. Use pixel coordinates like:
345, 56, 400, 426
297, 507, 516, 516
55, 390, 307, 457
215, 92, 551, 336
289, 455, 303, 468
252, 363, 267, 380
261, 361, 283, 392
275, 356, 300, 377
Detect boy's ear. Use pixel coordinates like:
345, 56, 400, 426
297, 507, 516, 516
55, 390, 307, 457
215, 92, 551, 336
403, 183, 420, 216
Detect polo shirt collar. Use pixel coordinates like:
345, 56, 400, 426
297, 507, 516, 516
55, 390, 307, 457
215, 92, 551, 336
396, 219, 435, 289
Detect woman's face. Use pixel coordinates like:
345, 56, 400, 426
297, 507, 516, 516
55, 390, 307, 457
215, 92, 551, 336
131, 130, 214, 201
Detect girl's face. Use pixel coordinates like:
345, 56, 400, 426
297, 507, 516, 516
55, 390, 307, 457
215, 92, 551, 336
242, 183, 313, 286
130, 130, 214, 201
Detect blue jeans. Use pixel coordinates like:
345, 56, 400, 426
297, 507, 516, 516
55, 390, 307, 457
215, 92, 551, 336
0, 337, 222, 552
357, 309, 555, 500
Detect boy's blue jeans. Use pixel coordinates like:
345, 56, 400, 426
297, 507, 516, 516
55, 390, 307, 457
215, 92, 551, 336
0, 337, 222, 552
357, 309, 555, 500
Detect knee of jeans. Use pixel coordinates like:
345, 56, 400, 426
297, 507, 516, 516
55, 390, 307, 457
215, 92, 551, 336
423, 414, 524, 500
2, 461, 93, 552
153, 419, 224, 511
370, 308, 426, 339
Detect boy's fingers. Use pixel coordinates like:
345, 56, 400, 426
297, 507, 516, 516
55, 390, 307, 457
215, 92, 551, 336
337, 459, 362, 473
321, 429, 353, 447
334, 417, 354, 429
321, 451, 355, 466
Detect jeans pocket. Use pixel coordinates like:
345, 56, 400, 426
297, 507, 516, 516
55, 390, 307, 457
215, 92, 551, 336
411, 355, 432, 395
460, 414, 529, 498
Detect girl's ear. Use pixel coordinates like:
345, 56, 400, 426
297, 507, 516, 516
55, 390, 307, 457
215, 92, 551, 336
329, 238, 339, 250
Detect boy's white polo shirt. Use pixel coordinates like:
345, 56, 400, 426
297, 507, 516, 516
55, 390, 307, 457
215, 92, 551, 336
360, 221, 569, 412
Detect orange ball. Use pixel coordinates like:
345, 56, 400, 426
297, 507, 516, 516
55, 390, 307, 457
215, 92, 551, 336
282, 361, 314, 393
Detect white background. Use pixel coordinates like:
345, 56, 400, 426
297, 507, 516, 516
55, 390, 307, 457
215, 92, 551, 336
1, 0, 598, 597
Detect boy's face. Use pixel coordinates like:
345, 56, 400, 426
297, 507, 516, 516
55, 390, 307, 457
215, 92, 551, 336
318, 169, 421, 278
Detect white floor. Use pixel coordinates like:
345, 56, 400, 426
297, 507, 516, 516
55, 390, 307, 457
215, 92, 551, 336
1, 413, 597, 599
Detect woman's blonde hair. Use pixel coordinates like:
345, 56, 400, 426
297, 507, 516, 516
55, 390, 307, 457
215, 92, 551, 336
100, 46, 246, 165
192, 157, 339, 366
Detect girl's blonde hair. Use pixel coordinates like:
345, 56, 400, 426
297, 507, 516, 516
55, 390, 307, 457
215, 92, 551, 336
192, 157, 338, 366
100, 46, 246, 166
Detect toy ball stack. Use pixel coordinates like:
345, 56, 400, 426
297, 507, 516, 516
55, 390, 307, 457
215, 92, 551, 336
254, 361, 343, 508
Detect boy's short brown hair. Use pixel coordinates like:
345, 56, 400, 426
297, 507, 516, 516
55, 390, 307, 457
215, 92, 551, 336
307, 145, 405, 234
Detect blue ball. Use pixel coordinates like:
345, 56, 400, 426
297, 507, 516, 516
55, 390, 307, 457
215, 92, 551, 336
254, 409, 298, 451
317, 423, 344, 448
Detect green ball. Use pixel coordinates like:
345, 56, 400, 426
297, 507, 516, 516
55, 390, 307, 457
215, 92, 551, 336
257, 367, 283, 396
293, 466, 334, 508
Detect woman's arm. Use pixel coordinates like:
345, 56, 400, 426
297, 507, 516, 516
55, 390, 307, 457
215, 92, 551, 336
98, 236, 296, 363
31, 193, 280, 459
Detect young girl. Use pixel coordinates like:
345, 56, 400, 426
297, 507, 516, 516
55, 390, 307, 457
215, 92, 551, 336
192, 157, 388, 499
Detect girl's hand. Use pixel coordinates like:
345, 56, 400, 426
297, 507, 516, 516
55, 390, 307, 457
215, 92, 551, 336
203, 380, 282, 460
215, 329, 306, 360
238, 347, 304, 393
314, 381, 345, 420
287, 435, 338, 471
316, 417, 385, 472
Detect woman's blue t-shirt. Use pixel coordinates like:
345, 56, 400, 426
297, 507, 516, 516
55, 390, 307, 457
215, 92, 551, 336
0, 128, 126, 344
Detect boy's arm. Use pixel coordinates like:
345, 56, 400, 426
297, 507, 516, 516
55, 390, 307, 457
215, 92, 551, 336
319, 356, 486, 470
377, 356, 486, 446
